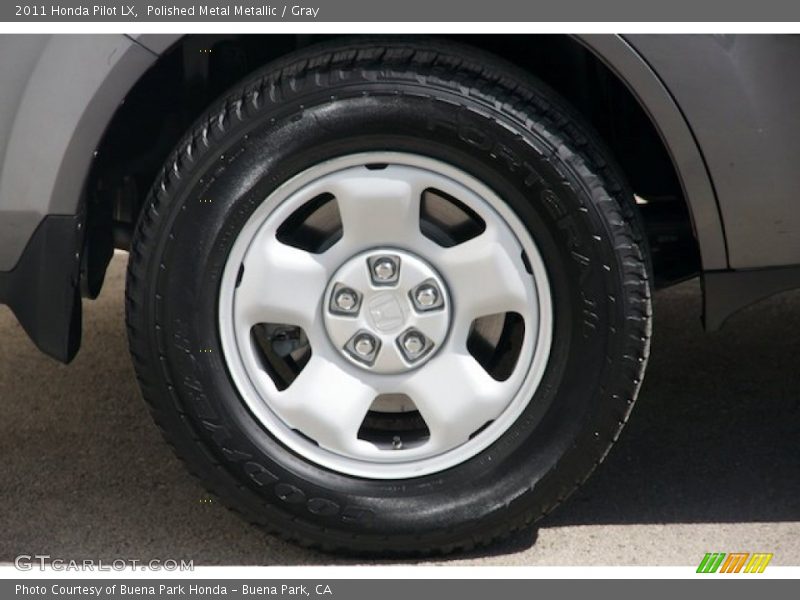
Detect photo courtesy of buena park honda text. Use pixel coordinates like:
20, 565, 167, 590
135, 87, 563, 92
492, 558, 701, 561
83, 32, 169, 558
0, 0, 798, 597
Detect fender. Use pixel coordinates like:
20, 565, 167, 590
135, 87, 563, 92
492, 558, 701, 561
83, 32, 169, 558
5, 33, 727, 270
0, 35, 157, 271
582, 35, 800, 328
576, 34, 728, 272
134, 34, 733, 271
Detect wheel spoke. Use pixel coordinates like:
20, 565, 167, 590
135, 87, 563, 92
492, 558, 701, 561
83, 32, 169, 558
235, 234, 329, 332
330, 167, 425, 248
400, 352, 511, 452
271, 355, 377, 456
435, 225, 533, 324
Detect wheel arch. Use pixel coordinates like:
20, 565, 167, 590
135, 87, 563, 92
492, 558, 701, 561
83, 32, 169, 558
97, 34, 729, 275
0, 34, 726, 277
0, 33, 729, 362
574, 34, 727, 271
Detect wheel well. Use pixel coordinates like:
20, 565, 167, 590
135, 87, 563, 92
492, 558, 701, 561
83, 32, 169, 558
85, 34, 700, 296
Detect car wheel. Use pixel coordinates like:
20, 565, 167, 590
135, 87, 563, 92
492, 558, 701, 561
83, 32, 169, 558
126, 39, 652, 555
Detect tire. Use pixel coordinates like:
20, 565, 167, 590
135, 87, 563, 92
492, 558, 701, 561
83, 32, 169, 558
126, 39, 652, 555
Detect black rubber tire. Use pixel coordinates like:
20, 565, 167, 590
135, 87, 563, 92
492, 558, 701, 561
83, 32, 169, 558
125, 38, 652, 556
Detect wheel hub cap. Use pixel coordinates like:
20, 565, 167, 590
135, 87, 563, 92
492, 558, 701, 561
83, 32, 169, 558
324, 249, 450, 374
218, 152, 553, 479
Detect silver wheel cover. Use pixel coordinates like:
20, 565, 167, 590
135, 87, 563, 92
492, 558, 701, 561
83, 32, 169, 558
218, 152, 553, 479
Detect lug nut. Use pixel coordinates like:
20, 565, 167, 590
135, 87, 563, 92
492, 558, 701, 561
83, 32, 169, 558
334, 289, 357, 311
329, 284, 361, 315
345, 331, 381, 365
374, 259, 395, 280
398, 330, 430, 363
410, 279, 444, 312
402, 332, 425, 355
415, 285, 438, 308
354, 334, 376, 356
368, 255, 400, 285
